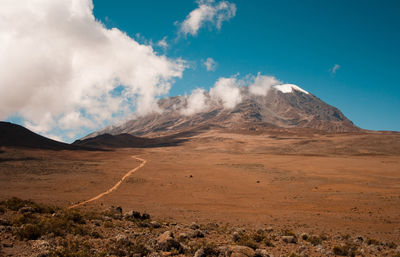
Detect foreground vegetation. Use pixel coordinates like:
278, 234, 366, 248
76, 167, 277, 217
0, 198, 399, 257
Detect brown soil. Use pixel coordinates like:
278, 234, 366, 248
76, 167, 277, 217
1, 130, 399, 244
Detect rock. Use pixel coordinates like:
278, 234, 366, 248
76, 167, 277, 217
190, 222, 200, 230
0, 218, 10, 226
19, 206, 37, 214
265, 227, 273, 233
157, 231, 182, 252
31, 240, 50, 251
227, 246, 255, 257
115, 234, 129, 244
300, 233, 308, 240
151, 221, 161, 228
148, 252, 161, 257
2, 242, 13, 248
217, 246, 228, 256
194, 247, 205, 257
232, 231, 241, 242
282, 236, 297, 244
189, 229, 204, 238
36, 251, 50, 257
254, 248, 271, 257
177, 233, 188, 241
124, 210, 141, 220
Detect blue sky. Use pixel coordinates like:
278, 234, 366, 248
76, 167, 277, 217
94, 0, 400, 131
2, 0, 399, 142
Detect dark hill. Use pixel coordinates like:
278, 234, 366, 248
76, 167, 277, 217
72, 132, 190, 148
0, 121, 97, 150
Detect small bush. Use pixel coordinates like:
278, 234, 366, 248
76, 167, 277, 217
236, 234, 258, 250
15, 223, 42, 240
386, 241, 397, 249
366, 238, 380, 245
307, 235, 322, 246
264, 239, 274, 247
252, 231, 266, 243
202, 243, 219, 256
1, 197, 57, 214
332, 243, 358, 257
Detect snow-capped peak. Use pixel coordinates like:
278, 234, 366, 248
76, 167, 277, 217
273, 84, 309, 94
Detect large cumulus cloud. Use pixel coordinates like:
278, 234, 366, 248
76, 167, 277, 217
0, 0, 185, 139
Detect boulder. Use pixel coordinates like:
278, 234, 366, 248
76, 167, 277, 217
157, 231, 182, 252
227, 246, 255, 257
254, 249, 272, 257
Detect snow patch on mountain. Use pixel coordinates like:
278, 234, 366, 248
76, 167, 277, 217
274, 84, 309, 94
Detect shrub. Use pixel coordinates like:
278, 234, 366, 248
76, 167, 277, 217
1, 197, 58, 213
306, 235, 322, 246
236, 234, 258, 250
332, 243, 358, 257
15, 223, 42, 240
282, 229, 296, 237
366, 238, 380, 245
386, 241, 397, 249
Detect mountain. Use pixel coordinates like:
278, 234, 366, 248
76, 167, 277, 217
0, 121, 96, 150
85, 85, 360, 139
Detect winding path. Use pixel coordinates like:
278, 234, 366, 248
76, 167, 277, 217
68, 156, 147, 209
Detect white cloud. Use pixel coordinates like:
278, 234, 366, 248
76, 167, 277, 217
181, 88, 208, 116
0, 0, 185, 139
248, 73, 280, 96
330, 64, 340, 75
179, 0, 236, 36
157, 36, 168, 50
204, 57, 217, 71
210, 77, 242, 109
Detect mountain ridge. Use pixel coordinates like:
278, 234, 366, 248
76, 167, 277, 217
84, 86, 360, 139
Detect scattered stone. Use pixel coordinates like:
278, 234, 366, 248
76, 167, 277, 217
189, 229, 204, 238
177, 232, 188, 241
19, 206, 37, 214
151, 221, 161, 228
31, 240, 50, 251
0, 218, 10, 226
254, 248, 271, 257
300, 232, 308, 240
194, 247, 205, 257
157, 231, 182, 252
148, 252, 161, 257
282, 236, 297, 244
232, 231, 241, 242
190, 222, 200, 230
2, 242, 13, 248
114, 234, 129, 244
228, 245, 255, 257
265, 227, 273, 233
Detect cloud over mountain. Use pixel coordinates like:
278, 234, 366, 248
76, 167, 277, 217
0, 0, 185, 140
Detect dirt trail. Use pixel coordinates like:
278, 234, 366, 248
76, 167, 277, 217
69, 156, 146, 209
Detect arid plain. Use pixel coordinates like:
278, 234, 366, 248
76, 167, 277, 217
1, 129, 399, 244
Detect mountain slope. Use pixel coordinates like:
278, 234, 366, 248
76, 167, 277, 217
84, 86, 360, 139
0, 122, 96, 150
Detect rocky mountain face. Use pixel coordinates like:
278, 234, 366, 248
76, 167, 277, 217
84, 86, 359, 139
